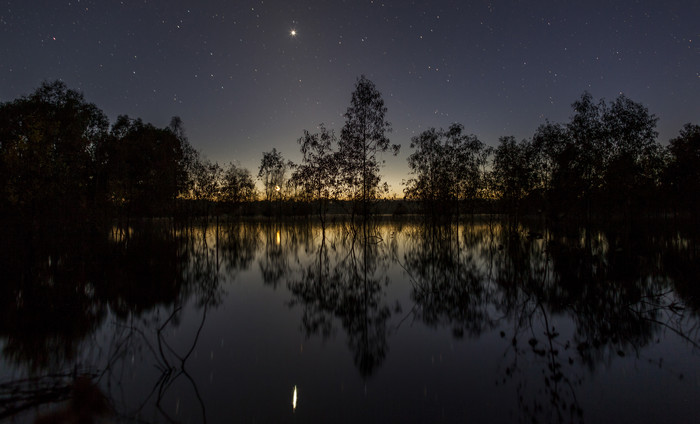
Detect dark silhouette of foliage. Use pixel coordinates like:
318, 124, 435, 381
98, 115, 185, 217
1, 81, 695, 222
405, 124, 487, 217
0, 81, 211, 222
513, 92, 668, 221
169, 116, 201, 203
338, 75, 399, 218
220, 162, 256, 207
290, 125, 339, 227
0, 80, 109, 221
531, 121, 579, 216
664, 123, 700, 217
556, 92, 609, 220
192, 158, 223, 202
600, 95, 661, 218
257, 148, 292, 208
257, 148, 285, 200
491, 136, 539, 221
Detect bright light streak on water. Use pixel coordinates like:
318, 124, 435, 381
292, 385, 298, 412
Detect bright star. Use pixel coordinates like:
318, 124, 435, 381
290, 29, 297, 37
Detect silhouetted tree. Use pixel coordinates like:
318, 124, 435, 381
405, 127, 454, 214
258, 148, 291, 205
99, 115, 184, 218
663, 123, 700, 217
169, 116, 200, 207
291, 124, 338, 227
565, 92, 608, 220
454, 127, 491, 213
491, 136, 537, 222
220, 162, 256, 210
189, 157, 222, 217
338, 75, 399, 219
0, 80, 109, 222
531, 121, 578, 217
405, 123, 486, 217
601, 95, 661, 218
529, 93, 664, 220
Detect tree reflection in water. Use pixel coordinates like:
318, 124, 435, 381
287, 220, 393, 377
509, 220, 696, 423
0, 218, 698, 422
0, 219, 257, 422
392, 217, 700, 423
400, 221, 496, 338
258, 220, 314, 289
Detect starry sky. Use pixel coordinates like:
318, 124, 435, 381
1, 0, 698, 194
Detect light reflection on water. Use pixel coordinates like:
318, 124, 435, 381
0, 217, 699, 423
292, 385, 297, 412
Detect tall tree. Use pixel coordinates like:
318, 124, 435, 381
168, 116, 199, 202
338, 75, 399, 218
566, 92, 607, 219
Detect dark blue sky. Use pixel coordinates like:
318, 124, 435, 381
1, 0, 698, 193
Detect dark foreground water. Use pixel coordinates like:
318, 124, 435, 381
1, 217, 699, 423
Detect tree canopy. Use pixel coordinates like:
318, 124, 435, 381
405, 124, 487, 216
338, 75, 400, 216
0, 81, 108, 221
0, 80, 697, 223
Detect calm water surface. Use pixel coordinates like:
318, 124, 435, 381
1, 217, 699, 423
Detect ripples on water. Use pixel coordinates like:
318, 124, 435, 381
0, 217, 698, 423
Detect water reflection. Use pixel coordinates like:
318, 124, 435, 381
0, 217, 698, 422
493, 221, 698, 424
287, 221, 393, 377
0, 219, 252, 422
400, 222, 496, 338
258, 221, 313, 288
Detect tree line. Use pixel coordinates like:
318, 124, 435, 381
260, 76, 699, 223
1, 78, 698, 225
404, 92, 699, 223
0, 80, 256, 225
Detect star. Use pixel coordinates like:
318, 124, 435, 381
290, 29, 297, 37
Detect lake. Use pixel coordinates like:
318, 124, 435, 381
1, 216, 699, 423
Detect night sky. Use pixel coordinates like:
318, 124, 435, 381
2, 0, 698, 194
